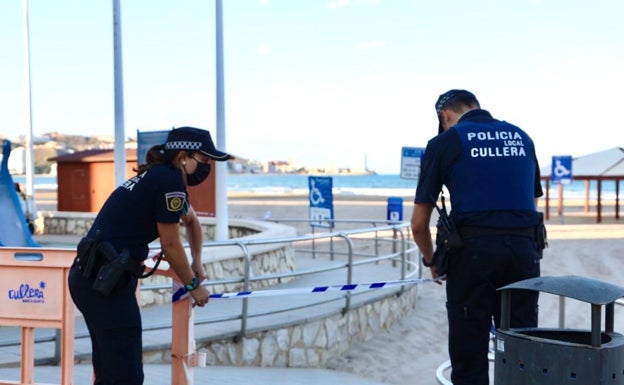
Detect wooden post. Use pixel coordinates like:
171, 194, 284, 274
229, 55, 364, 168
153, 260, 196, 385
557, 183, 564, 217
597, 180, 603, 223
544, 178, 550, 220
171, 281, 195, 385
584, 180, 590, 212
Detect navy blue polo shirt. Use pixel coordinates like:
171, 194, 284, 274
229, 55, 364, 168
87, 164, 189, 260
415, 109, 543, 228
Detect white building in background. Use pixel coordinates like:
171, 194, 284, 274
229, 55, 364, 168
7, 146, 26, 175
48, 162, 57, 176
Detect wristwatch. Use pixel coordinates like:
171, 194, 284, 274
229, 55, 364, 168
184, 277, 200, 291
422, 256, 436, 267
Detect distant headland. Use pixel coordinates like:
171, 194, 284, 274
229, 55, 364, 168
1, 132, 375, 176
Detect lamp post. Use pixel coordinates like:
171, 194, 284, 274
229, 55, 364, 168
22, 0, 35, 198
214, 0, 229, 240
112, 0, 126, 187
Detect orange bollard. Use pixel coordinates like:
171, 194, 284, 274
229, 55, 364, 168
152, 259, 196, 385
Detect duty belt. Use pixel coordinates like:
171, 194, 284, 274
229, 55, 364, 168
459, 226, 535, 239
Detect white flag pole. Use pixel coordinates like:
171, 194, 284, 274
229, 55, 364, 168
112, 0, 126, 187
22, 0, 35, 197
214, 0, 229, 240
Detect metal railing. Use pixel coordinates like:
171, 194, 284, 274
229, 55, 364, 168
0, 219, 421, 365
143, 219, 420, 337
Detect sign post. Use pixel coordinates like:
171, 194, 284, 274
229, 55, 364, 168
137, 130, 169, 165
308, 176, 334, 228
400, 147, 425, 180
551, 155, 573, 221
308, 176, 334, 259
551, 155, 573, 185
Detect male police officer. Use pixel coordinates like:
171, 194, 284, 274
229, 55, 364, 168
410, 90, 544, 385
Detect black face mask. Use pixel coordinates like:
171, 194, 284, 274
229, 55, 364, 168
186, 162, 211, 186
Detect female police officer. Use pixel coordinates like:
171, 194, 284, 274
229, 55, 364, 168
68, 126, 231, 385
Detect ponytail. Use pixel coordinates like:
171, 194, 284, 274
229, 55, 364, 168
133, 144, 177, 174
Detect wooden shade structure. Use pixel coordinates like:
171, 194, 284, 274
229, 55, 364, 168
540, 147, 623, 223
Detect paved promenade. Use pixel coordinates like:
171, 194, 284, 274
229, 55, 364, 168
0, 364, 390, 385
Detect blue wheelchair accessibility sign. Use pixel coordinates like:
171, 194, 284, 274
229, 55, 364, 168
551, 155, 573, 184
308, 176, 334, 228
137, 130, 169, 165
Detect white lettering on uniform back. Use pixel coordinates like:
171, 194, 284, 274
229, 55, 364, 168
121, 171, 146, 192
470, 146, 527, 158
466, 129, 527, 158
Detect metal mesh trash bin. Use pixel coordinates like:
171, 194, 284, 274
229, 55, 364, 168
495, 275, 624, 385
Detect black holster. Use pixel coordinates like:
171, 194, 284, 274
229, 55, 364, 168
75, 235, 102, 279
92, 241, 145, 296
536, 212, 548, 253
75, 235, 145, 296
432, 223, 463, 276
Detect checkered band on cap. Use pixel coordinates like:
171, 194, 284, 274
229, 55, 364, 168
164, 141, 202, 151
435, 89, 477, 112
435, 90, 460, 112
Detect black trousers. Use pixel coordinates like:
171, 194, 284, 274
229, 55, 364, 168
445, 234, 540, 385
68, 264, 144, 385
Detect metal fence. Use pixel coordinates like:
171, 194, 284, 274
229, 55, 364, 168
142, 219, 420, 337
0, 219, 420, 365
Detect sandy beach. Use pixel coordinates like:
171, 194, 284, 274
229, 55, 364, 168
33, 191, 624, 385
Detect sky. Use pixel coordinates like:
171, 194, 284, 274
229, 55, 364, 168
1, 0, 623, 174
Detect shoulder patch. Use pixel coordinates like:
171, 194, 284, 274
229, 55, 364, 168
165, 192, 186, 212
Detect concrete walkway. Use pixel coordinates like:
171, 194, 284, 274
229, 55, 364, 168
0, 235, 419, 384
0, 364, 390, 385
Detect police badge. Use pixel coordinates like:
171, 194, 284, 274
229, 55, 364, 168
165, 192, 186, 212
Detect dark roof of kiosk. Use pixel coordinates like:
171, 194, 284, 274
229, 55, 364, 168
49, 148, 138, 163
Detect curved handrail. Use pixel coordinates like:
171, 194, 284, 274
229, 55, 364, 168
141, 221, 420, 338
0, 219, 422, 358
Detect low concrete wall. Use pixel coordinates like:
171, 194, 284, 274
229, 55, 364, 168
140, 218, 298, 307
142, 286, 418, 368
41, 212, 298, 307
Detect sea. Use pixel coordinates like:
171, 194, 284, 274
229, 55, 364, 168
11, 173, 620, 200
